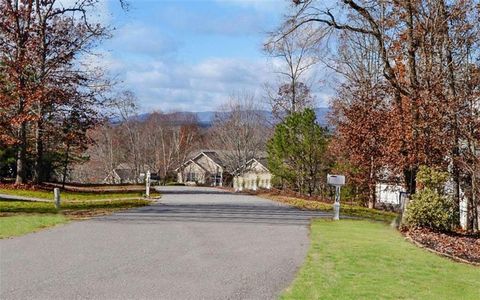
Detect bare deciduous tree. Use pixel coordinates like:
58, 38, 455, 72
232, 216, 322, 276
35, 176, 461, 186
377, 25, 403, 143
264, 23, 324, 119
209, 92, 271, 173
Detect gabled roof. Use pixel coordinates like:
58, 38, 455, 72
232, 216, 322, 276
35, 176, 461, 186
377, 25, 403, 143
233, 158, 270, 175
201, 151, 225, 167
177, 150, 269, 173
180, 159, 208, 172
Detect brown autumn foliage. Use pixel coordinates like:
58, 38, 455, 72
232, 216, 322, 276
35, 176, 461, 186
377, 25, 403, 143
0, 0, 109, 184
277, 0, 480, 230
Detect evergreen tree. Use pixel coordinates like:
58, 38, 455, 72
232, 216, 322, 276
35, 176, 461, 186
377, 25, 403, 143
267, 108, 330, 196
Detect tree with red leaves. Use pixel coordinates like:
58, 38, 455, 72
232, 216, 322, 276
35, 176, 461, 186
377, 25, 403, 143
0, 0, 110, 184
273, 0, 480, 230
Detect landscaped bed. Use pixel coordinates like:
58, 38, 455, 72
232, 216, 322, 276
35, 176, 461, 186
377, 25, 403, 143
404, 227, 480, 265
282, 220, 480, 300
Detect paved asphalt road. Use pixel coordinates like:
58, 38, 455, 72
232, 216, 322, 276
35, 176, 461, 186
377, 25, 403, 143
1, 187, 331, 300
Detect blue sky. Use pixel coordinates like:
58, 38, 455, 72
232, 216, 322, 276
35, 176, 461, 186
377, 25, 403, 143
95, 0, 331, 112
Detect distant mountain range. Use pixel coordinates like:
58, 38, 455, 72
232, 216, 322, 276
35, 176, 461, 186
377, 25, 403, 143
194, 107, 330, 127
134, 107, 330, 127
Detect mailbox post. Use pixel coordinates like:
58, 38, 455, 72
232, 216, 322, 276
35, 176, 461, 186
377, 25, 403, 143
327, 174, 346, 220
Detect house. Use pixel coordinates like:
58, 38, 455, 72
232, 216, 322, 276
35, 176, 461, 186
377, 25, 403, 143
375, 183, 407, 209
176, 150, 272, 189
176, 151, 226, 186
103, 163, 149, 184
233, 158, 272, 191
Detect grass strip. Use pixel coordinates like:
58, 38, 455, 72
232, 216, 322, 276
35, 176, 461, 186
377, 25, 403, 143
282, 219, 480, 300
262, 194, 398, 223
0, 214, 68, 238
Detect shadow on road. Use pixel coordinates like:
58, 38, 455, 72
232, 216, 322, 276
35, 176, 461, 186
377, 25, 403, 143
153, 190, 232, 195
97, 203, 332, 225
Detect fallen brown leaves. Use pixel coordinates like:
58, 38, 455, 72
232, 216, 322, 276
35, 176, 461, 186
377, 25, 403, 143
404, 227, 480, 265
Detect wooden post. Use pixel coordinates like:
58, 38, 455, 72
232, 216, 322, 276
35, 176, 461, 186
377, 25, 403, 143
233, 177, 238, 192
219, 169, 223, 187
146, 171, 151, 198
54, 188, 61, 209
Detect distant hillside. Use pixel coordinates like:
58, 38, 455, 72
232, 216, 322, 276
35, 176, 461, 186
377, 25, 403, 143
127, 107, 330, 127
194, 107, 330, 127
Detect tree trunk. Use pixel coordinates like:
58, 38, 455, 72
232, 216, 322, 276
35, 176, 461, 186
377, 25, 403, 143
33, 119, 44, 183
62, 143, 71, 188
15, 122, 27, 185
404, 167, 417, 195
368, 186, 375, 209
368, 156, 375, 209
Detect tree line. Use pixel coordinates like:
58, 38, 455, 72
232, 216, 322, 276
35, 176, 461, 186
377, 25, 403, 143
1, 0, 478, 232
271, 0, 479, 231
0, 0, 110, 184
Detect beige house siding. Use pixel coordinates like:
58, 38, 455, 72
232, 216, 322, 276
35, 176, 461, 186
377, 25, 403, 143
233, 159, 272, 191
177, 151, 271, 189
176, 152, 224, 186
177, 161, 206, 184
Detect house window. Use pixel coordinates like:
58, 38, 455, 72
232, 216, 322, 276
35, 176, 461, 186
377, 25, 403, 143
186, 172, 198, 182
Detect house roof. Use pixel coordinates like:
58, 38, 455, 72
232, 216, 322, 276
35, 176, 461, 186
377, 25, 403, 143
177, 150, 268, 173
233, 158, 269, 175
201, 151, 226, 167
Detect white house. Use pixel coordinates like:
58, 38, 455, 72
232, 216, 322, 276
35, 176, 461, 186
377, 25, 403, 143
375, 183, 406, 207
233, 158, 272, 191
176, 151, 226, 186
176, 150, 273, 190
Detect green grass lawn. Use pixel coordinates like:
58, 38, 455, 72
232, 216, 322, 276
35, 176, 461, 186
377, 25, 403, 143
282, 220, 480, 300
0, 187, 156, 238
0, 214, 68, 238
0, 188, 158, 201
262, 194, 398, 223
0, 199, 152, 214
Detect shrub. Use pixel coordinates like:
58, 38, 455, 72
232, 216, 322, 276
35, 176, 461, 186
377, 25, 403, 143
415, 165, 449, 193
405, 188, 458, 231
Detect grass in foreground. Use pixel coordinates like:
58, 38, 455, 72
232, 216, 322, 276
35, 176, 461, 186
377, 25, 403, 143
0, 188, 158, 201
0, 214, 68, 238
282, 220, 480, 300
0, 187, 156, 238
262, 194, 397, 222
0, 199, 152, 237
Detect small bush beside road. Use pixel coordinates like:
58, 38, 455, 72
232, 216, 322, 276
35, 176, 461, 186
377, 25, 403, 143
404, 166, 458, 232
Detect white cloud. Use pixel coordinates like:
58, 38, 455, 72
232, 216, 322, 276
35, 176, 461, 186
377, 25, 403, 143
112, 22, 180, 56
80, 1, 332, 112
103, 54, 271, 112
